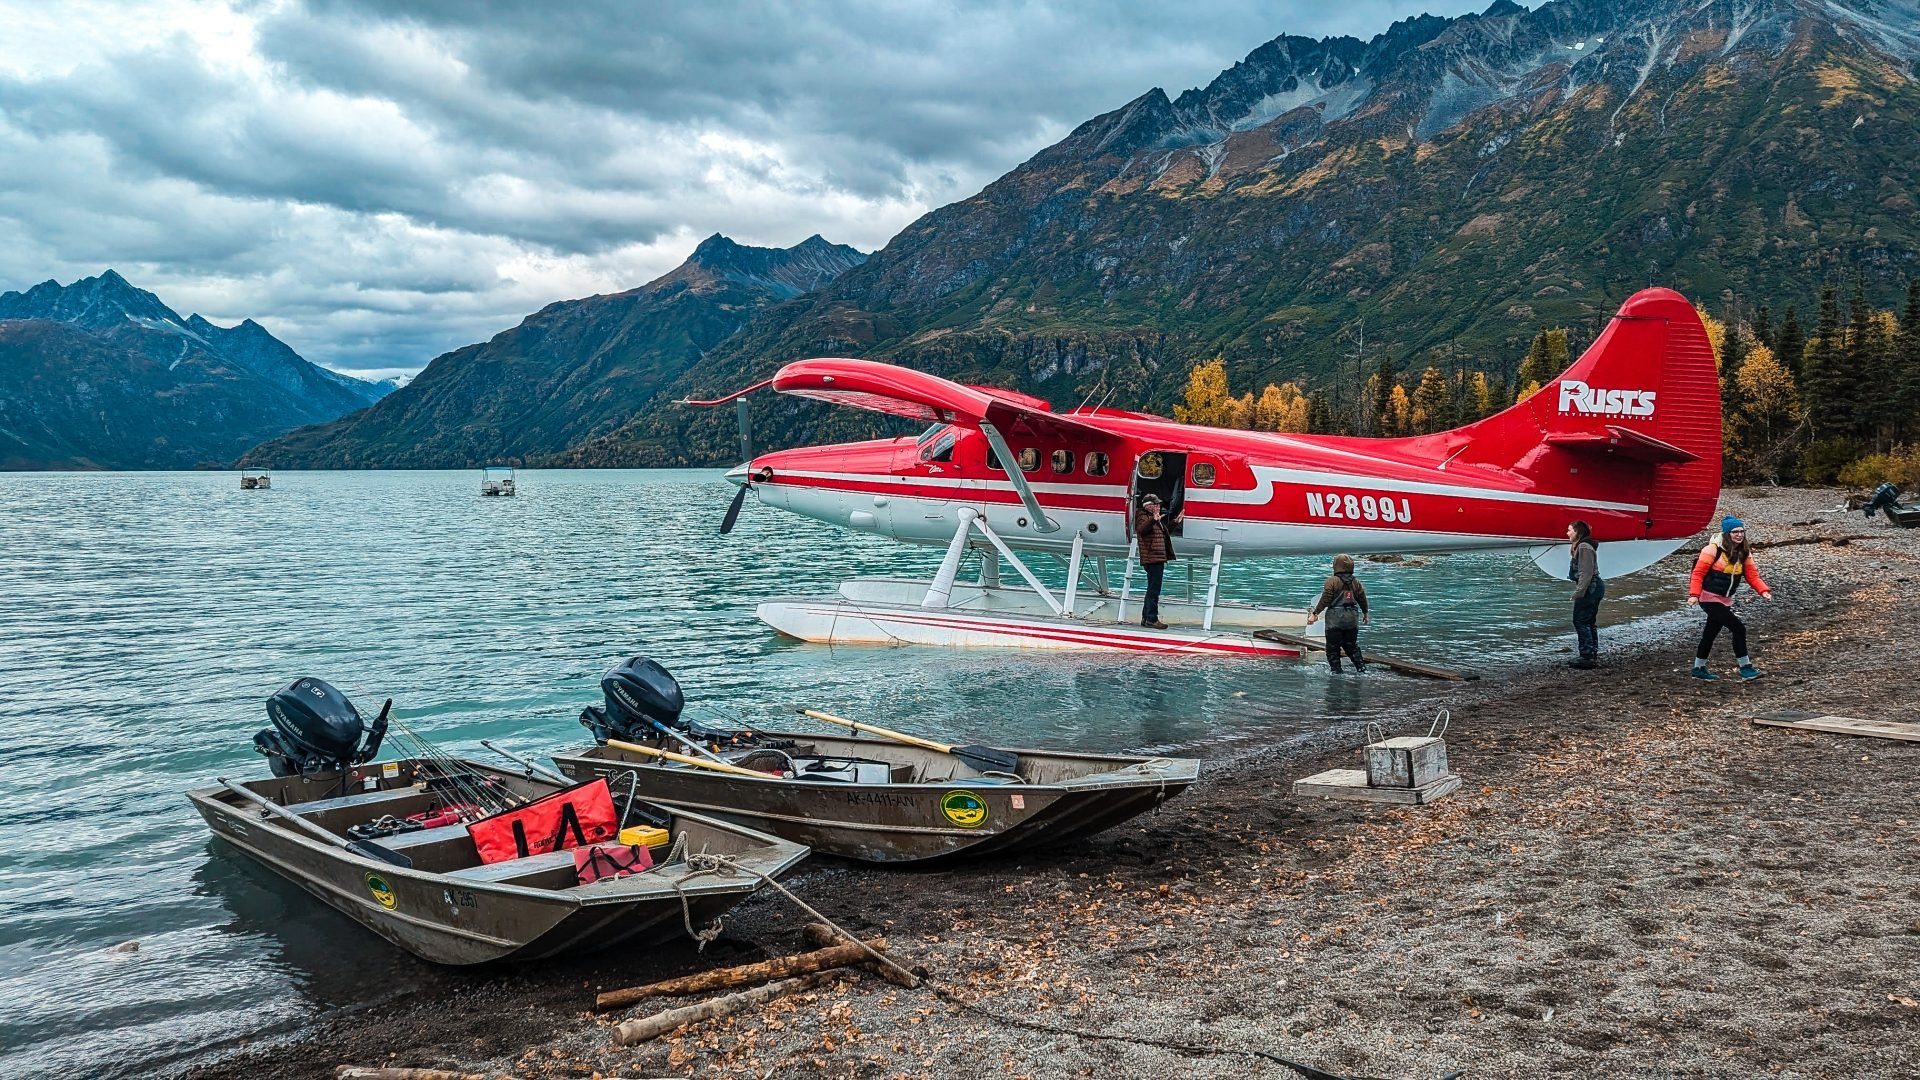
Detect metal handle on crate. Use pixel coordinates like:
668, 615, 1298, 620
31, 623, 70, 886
1366, 721, 1384, 747
1428, 708, 1451, 739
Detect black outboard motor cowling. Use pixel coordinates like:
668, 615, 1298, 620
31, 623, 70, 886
255, 677, 389, 778
593, 656, 685, 742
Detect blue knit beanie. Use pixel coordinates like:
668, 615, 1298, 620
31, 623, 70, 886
1721, 516, 1745, 533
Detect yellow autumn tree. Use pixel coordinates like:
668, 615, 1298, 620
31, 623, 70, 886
1172, 357, 1237, 426
1695, 303, 1727, 371
1226, 392, 1255, 430
1467, 371, 1492, 419
1515, 379, 1542, 403
1410, 366, 1454, 433
1386, 384, 1413, 435
1253, 382, 1311, 432
1729, 343, 1801, 480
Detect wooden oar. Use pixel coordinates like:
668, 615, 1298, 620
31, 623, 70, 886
219, 778, 413, 868
605, 738, 774, 779
798, 709, 1019, 773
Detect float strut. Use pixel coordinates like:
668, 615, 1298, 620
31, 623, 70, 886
972, 518, 1064, 615
923, 507, 978, 609
1061, 533, 1084, 617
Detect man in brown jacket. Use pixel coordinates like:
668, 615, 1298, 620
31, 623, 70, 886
1306, 554, 1369, 673
1134, 494, 1178, 629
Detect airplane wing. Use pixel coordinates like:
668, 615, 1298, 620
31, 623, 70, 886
771, 358, 1121, 445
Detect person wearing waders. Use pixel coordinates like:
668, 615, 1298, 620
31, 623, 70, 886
1687, 516, 1773, 679
1568, 520, 1604, 669
1305, 554, 1368, 673
1133, 493, 1179, 630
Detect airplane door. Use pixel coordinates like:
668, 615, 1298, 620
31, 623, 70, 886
1127, 450, 1187, 538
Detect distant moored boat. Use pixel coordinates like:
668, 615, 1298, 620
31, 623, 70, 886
241, 469, 271, 490
480, 465, 515, 497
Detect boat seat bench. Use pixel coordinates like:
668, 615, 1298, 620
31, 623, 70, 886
377, 822, 472, 851
284, 787, 422, 816
444, 849, 579, 884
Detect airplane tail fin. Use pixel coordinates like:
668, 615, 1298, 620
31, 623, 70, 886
1408, 288, 1723, 577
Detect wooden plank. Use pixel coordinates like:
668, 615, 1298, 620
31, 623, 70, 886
1252, 630, 1478, 681
1750, 713, 1920, 743
1291, 768, 1462, 805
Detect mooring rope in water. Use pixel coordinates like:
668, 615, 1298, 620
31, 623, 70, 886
667, 853, 1460, 1080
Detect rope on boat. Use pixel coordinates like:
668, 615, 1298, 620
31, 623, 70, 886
664, 854, 1457, 1080
1122, 756, 1177, 804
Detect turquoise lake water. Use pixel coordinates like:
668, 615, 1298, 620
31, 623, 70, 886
0, 469, 1686, 1077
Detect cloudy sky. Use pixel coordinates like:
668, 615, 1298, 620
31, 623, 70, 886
0, 0, 1482, 380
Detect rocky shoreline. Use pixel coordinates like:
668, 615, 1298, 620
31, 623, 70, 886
179, 488, 1920, 1080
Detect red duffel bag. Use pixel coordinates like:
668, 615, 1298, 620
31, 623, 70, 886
467, 778, 618, 864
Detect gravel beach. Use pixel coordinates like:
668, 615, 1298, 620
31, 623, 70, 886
179, 488, 1920, 1080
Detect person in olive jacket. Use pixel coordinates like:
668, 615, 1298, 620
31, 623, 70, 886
1306, 554, 1369, 673
1134, 493, 1178, 629
1567, 520, 1604, 669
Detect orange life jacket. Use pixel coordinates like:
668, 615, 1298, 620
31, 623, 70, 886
467, 778, 618, 864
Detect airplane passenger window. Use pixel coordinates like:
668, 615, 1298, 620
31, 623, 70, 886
921, 430, 956, 463
1137, 452, 1163, 479
1191, 461, 1216, 487
1085, 452, 1109, 477
1017, 447, 1040, 473
1051, 449, 1074, 474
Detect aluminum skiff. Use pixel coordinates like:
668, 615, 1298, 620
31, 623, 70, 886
188, 758, 809, 965
549, 734, 1196, 865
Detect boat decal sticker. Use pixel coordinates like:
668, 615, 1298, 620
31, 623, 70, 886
940, 790, 987, 829
1010, 793, 1025, 810
366, 872, 398, 910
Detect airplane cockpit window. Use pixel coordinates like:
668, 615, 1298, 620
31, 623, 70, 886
1191, 461, 1216, 487
1137, 452, 1163, 479
920, 429, 956, 463
986, 444, 1005, 471
1017, 447, 1041, 473
1051, 449, 1074, 474
1085, 452, 1109, 477
916, 423, 946, 445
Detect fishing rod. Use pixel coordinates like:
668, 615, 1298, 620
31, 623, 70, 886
387, 714, 520, 818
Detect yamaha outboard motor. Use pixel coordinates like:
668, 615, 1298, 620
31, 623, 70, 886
580, 656, 684, 744
255, 677, 390, 778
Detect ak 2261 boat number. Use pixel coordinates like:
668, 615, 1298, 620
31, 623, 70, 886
1303, 491, 1414, 524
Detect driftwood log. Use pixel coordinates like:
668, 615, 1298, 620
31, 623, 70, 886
612, 970, 844, 1046
595, 936, 888, 1010
803, 921, 920, 987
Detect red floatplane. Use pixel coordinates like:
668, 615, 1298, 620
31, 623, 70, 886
699, 288, 1722, 657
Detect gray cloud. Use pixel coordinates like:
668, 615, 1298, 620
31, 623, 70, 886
0, 0, 1486, 377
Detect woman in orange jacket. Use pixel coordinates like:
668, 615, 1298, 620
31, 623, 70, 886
1686, 516, 1774, 680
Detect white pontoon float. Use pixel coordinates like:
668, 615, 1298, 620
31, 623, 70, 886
757, 507, 1316, 657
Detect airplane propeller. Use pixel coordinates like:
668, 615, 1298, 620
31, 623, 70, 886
720, 477, 752, 535
720, 465, 772, 536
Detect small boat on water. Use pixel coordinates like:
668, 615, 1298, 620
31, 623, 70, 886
480, 465, 516, 496
240, 469, 271, 490
190, 678, 808, 965
547, 657, 1199, 864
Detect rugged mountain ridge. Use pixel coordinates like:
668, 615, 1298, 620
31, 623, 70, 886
568, 0, 1920, 466
0, 271, 391, 469
242, 234, 865, 469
